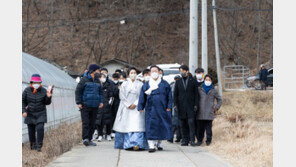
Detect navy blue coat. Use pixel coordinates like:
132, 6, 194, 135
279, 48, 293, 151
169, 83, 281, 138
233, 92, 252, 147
138, 79, 173, 140
75, 72, 103, 108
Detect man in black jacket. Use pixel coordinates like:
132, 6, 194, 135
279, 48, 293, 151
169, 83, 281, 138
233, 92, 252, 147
75, 64, 103, 146
174, 65, 198, 146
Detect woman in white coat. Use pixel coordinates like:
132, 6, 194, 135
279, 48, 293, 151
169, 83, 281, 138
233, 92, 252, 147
113, 67, 148, 150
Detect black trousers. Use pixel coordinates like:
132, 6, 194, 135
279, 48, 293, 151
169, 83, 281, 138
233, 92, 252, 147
80, 108, 98, 140
27, 123, 44, 145
97, 124, 112, 136
179, 118, 196, 143
196, 120, 213, 143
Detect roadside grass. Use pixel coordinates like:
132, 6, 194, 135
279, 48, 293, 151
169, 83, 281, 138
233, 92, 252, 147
206, 90, 273, 167
22, 121, 82, 167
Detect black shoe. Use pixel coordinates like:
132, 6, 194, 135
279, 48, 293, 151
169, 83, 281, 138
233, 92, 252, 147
83, 139, 90, 146
167, 139, 173, 143
175, 139, 181, 143
30, 143, 37, 150
189, 141, 197, 147
181, 142, 188, 146
157, 147, 163, 151
206, 141, 211, 146
89, 141, 97, 146
196, 141, 202, 146
36, 143, 42, 152
148, 148, 156, 153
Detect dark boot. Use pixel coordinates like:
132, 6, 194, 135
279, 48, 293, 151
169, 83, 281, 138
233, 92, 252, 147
36, 143, 42, 152
196, 141, 202, 146
148, 148, 156, 153
167, 139, 173, 143
189, 141, 197, 147
30, 142, 37, 150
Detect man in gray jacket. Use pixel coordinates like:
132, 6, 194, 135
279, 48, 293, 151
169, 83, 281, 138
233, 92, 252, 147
196, 75, 222, 146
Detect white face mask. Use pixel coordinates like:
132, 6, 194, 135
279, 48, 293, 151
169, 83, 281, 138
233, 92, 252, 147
32, 84, 40, 89
204, 81, 212, 86
159, 74, 163, 78
196, 74, 203, 80
144, 76, 150, 81
119, 79, 124, 82
100, 77, 106, 83
151, 72, 159, 79
129, 74, 137, 80
113, 80, 119, 84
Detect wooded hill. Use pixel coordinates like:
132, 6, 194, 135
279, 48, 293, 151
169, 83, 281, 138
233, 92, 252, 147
22, 0, 273, 73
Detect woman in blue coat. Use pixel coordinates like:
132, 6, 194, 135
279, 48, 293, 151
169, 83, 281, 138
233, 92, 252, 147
138, 65, 173, 153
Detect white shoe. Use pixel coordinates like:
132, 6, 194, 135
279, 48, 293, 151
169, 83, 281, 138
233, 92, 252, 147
111, 133, 115, 138
92, 130, 98, 141
98, 136, 103, 142
107, 135, 112, 141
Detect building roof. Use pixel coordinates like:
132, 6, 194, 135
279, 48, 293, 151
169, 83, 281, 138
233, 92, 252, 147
100, 58, 143, 71
22, 52, 77, 89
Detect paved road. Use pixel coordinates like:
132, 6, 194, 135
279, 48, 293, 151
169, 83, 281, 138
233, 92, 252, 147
47, 140, 232, 167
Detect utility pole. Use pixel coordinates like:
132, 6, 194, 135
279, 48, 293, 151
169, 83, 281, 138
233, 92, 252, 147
189, 0, 198, 74
212, 0, 222, 96
201, 0, 208, 74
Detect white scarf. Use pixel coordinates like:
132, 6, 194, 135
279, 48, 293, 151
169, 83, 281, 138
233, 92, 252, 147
126, 78, 136, 93
145, 77, 161, 95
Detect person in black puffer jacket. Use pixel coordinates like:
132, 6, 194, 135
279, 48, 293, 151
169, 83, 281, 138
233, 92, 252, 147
75, 64, 103, 147
95, 73, 114, 142
22, 74, 52, 152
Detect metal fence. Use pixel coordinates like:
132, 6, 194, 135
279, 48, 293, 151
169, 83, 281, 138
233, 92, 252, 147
22, 53, 80, 143
222, 65, 250, 90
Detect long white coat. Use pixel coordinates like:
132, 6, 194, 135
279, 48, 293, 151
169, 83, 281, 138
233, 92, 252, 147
113, 78, 145, 133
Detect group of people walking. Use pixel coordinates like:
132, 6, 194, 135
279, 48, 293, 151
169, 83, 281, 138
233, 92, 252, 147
22, 63, 222, 153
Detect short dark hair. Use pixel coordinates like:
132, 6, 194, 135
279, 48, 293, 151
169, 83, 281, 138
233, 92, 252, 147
120, 72, 127, 78
100, 67, 108, 73
179, 65, 189, 71
195, 68, 204, 73
112, 73, 120, 79
204, 74, 213, 81
115, 69, 122, 73
142, 69, 150, 76
150, 65, 160, 71
127, 67, 138, 75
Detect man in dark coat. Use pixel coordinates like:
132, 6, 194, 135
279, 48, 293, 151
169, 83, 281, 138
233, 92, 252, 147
110, 73, 120, 138
138, 65, 173, 153
174, 65, 199, 146
96, 73, 114, 142
75, 64, 103, 146
259, 64, 268, 90
22, 74, 52, 151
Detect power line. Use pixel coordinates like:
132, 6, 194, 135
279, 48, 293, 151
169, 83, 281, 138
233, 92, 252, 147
23, 6, 272, 29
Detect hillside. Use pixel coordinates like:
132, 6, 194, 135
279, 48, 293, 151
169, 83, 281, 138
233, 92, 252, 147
22, 0, 273, 73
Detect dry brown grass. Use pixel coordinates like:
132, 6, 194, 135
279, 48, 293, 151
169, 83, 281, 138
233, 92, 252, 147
22, 121, 82, 167
206, 90, 273, 167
